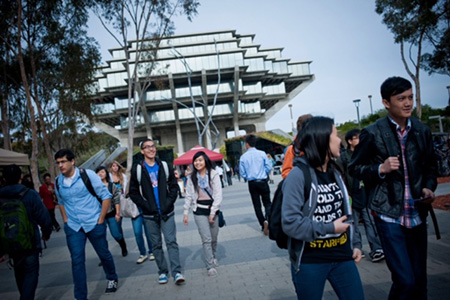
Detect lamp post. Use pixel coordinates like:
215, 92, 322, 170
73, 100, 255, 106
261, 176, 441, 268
353, 99, 361, 129
288, 104, 295, 135
368, 95, 373, 115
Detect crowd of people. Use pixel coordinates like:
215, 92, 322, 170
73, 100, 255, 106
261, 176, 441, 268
0, 76, 439, 300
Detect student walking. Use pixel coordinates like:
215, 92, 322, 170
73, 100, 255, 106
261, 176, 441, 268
39, 173, 61, 232
95, 166, 128, 257
129, 139, 185, 285
349, 76, 438, 299
0, 164, 52, 300
282, 116, 364, 300
183, 151, 222, 277
54, 149, 118, 299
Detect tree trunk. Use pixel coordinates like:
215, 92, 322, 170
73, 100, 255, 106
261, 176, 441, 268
16, 1, 40, 190
1, 93, 11, 150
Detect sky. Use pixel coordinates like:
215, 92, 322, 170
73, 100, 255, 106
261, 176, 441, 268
87, 0, 449, 132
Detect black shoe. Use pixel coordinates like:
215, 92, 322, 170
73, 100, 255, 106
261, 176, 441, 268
98, 261, 103, 267
105, 279, 118, 294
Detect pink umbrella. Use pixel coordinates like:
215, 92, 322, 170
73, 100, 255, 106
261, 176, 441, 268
173, 145, 224, 166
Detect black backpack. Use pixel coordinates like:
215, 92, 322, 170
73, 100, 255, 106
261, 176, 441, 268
268, 162, 311, 249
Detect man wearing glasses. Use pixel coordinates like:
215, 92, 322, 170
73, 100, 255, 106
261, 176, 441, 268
129, 139, 185, 285
54, 149, 118, 300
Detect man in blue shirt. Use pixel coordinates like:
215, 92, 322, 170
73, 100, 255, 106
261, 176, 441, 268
54, 149, 118, 300
239, 135, 273, 235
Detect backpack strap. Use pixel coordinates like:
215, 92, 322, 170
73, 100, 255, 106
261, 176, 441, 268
79, 169, 102, 205
161, 161, 169, 181
295, 163, 312, 204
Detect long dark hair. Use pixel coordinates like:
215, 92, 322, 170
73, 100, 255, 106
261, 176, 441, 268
95, 166, 111, 183
298, 116, 337, 170
190, 151, 213, 191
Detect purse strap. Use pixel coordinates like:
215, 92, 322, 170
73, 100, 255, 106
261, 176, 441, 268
201, 187, 214, 202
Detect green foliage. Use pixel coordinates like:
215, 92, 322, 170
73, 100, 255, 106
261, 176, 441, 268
219, 145, 227, 161
225, 131, 291, 146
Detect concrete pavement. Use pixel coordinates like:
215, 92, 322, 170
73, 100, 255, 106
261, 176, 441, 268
1, 175, 449, 300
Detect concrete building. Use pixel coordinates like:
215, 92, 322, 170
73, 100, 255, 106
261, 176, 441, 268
91, 30, 314, 153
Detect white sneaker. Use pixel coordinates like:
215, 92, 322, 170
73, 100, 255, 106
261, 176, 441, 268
212, 258, 219, 267
207, 268, 218, 277
149, 253, 155, 261
136, 255, 148, 264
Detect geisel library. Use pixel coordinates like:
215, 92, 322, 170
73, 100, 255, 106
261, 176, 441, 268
91, 30, 314, 153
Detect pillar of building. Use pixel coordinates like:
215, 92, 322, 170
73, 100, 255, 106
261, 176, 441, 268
233, 65, 240, 137
201, 69, 212, 149
169, 73, 184, 153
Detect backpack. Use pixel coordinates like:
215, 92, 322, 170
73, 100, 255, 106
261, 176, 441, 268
56, 168, 102, 205
268, 163, 311, 249
0, 188, 35, 254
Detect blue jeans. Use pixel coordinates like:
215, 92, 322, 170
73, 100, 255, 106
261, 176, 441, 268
131, 215, 153, 255
143, 213, 181, 277
64, 223, 118, 300
12, 251, 40, 300
375, 218, 428, 300
105, 216, 124, 241
291, 260, 364, 300
353, 207, 382, 254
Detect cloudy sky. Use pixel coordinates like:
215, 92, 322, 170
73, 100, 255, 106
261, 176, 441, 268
88, 0, 449, 132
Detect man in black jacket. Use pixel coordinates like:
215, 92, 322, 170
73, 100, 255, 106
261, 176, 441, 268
349, 76, 437, 300
0, 164, 52, 300
129, 139, 185, 285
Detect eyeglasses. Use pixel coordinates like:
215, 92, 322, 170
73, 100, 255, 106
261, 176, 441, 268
142, 145, 156, 150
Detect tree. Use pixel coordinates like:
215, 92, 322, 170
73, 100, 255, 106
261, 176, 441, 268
93, 0, 199, 172
0, 0, 101, 187
376, 0, 449, 119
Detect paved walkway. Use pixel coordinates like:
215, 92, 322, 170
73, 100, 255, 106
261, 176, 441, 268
1, 175, 449, 300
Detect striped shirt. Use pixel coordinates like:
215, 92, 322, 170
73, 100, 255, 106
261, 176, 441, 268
379, 118, 422, 228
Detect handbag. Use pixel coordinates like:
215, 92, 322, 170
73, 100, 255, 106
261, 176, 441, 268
120, 195, 140, 218
201, 187, 226, 228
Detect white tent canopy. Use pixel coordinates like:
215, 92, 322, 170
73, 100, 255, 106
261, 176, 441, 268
0, 148, 30, 166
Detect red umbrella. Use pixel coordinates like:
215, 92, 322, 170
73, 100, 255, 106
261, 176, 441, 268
173, 145, 224, 166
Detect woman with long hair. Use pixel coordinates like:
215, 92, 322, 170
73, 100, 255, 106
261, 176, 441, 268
183, 151, 222, 277
109, 161, 155, 263
95, 166, 128, 257
282, 116, 364, 300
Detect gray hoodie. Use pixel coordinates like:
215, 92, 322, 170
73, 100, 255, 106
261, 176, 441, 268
281, 157, 361, 272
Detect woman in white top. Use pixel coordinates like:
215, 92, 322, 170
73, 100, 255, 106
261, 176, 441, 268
183, 151, 222, 277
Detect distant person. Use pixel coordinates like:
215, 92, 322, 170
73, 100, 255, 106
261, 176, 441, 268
215, 164, 224, 188
0, 164, 52, 300
224, 160, 233, 186
39, 173, 61, 232
282, 117, 364, 300
267, 154, 276, 184
281, 114, 312, 178
21, 174, 35, 190
96, 166, 128, 257
129, 139, 185, 285
109, 161, 155, 263
336, 129, 385, 262
183, 151, 222, 277
234, 164, 240, 182
54, 149, 119, 299
349, 76, 438, 299
239, 134, 272, 235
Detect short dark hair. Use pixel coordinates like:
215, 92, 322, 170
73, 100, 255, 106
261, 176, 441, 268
298, 116, 335, 169
3, 164, 22, 185
345, 129, 360, 147
380, 76, 412, 102
139, 138, 154, 149
43, 173, 51, 179
54, 149, 75, 161
245, 134, 257, 147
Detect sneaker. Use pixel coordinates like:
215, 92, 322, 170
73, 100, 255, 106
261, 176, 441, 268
136, 255, 148, 264
207, 268, 218, 277
263, 220, 269, 236
371, 249, 385, 262
105, 279, 118, 294
174, 273, 185, 285
158, 273, 169, 284
212, 258, 219, 267
361, 251, 366, 258
149, 253, 155, 261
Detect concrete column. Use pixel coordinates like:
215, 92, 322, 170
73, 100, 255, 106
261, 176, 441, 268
169, 73, 184, 153
233, 65, 240, 136
201, 69, 212, 149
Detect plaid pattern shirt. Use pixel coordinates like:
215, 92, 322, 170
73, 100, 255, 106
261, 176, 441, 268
379, 118, 422, 228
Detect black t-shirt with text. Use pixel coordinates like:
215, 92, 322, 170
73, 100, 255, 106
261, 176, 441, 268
302, 169, 353, 263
